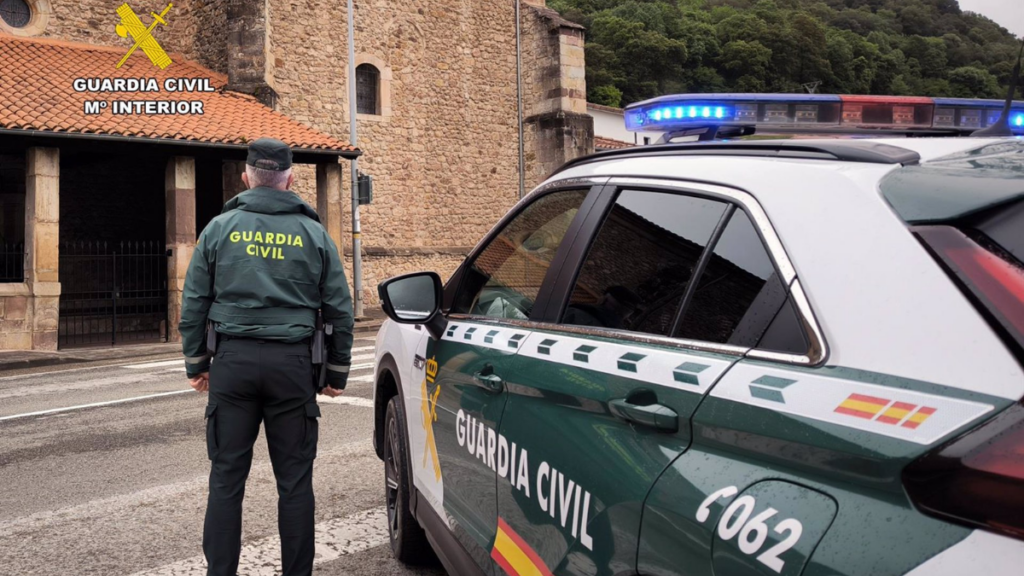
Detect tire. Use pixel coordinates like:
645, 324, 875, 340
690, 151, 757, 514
384, 396, 434, 564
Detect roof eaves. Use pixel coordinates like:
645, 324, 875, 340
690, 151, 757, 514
0, 127, 362, 159
587, 103, 625, 115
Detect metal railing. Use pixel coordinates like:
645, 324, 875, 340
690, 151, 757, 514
58, 241, 169, 348
0, 242, 25, 283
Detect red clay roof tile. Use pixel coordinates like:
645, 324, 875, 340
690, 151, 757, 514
0, 35, 357, 154
594, 136, 634, 150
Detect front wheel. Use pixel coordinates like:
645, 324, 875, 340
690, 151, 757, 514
384, 396, 433, 564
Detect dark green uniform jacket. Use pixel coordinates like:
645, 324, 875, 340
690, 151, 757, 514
179, 186, 354, 387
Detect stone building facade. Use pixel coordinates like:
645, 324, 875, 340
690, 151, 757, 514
15, 0, 593, 309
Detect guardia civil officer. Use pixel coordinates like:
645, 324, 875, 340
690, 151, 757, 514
179, 138, 354, 576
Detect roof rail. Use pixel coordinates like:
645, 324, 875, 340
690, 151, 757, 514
552, 140, 921, 177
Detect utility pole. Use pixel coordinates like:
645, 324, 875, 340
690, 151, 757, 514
802, 81, 822, 94
347, 0, 364, 318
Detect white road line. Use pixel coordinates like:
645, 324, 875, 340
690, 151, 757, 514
351, 362, 374, 370
0, 390, 194, 423
0, 358, 181, 381
0, 440, 371, 539
122, 359, 183, 369
130, 507, 389, 576
123, 356, 375, 369
348, 374, 375, 384
319, 396, 374, 407
351, 345, 375, 353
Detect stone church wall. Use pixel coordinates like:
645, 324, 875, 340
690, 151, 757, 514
40, 0, 228, 72
30, 0, 589, 308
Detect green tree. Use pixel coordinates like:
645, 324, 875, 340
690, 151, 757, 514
904, 36, 948, 77
588, 14, 689, 103
718, 40, 773, 91
947, 66, 1003, 98
549, 0, 1021, 107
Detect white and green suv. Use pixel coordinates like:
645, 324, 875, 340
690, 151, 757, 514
372, 137, 1024, 576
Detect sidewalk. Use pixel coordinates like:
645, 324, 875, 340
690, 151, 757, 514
0, 311, 386, 373
0, 342, 183, 372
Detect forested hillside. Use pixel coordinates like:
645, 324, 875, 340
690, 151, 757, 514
547, 0, 1023, 107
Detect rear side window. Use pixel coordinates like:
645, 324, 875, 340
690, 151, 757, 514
562, 190, 728, 336
675, 210, 788, 347
452, 189, 588, 320
917, 198, 1024, 361
973, 198, 1024, 265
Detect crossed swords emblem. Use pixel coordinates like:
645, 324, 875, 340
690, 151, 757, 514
115, 3, 173, 69
421, 359, 442, 481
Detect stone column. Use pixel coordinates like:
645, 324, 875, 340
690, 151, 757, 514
25, 147, 61, 351
316, 162, 345, 256
226, 0, 277, 108
166, 157, 196, 343
222, 160, 247, 203
521, 4, 594, 188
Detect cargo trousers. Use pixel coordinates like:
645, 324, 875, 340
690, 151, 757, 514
203, 337, 322, 576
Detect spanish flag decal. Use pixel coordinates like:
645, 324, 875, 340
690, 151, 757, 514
901, 406, 937, 429
834, 393, 937, 429
834, 393, 889, 419
491, 518, 554, 576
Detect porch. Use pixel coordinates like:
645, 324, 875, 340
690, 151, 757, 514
0, 36, 358, 351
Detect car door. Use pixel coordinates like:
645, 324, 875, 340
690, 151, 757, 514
491, 184, 793, 575
420, 185, 600, 574
635, 187, 1003, 576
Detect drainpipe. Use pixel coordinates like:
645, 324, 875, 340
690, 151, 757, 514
347, 0, 364, 318
515, 0, 525, 199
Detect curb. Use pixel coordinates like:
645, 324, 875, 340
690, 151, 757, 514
0, 351, 183, 374
1, 322, 384, 374
353, 321, 384, 335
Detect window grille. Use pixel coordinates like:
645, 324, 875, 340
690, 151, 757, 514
356, 64, 380, 115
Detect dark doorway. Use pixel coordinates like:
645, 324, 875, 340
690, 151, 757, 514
196, 157, 225, 237
0, 153, 26, 283
58, 150, 169, 347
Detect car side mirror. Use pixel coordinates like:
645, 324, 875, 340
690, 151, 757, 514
378, 272, 446, 338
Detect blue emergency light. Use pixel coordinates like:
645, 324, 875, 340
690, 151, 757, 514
625, 93, 1024, 136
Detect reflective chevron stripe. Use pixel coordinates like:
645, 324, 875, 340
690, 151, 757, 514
441, 321, 732, 394
443, 321, 995, 445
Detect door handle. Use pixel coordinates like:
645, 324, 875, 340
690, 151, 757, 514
472, 370, 505, 394
609, 397, 678, 433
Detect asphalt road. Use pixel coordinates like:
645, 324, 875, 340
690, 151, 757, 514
0, 336, 447, 576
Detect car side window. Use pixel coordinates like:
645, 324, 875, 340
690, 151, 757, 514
675, 209, 788, 347
562, 190, 728, 336
452, 189, 589, 320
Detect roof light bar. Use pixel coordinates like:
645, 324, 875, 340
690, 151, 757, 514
624, 93, 1024, 136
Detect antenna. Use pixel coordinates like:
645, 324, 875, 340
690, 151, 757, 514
972, 38, 1023, 137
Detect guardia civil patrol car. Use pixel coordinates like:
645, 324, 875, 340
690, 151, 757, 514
371, 93, 1024, 576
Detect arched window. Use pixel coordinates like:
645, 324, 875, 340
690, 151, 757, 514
356, 64, 380, 116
